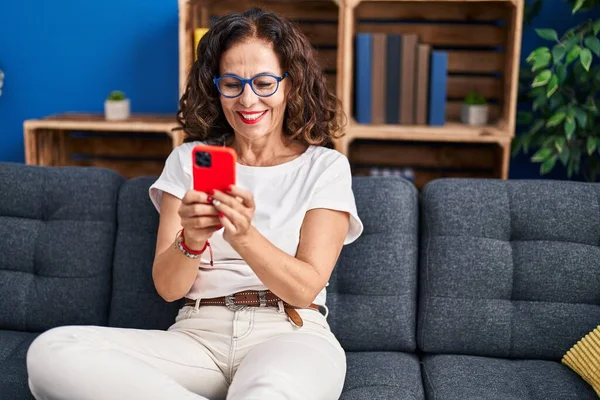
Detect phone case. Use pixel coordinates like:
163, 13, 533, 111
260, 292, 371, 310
192, 145, 237, 193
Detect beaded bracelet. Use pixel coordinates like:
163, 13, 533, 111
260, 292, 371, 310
174, 229, 213, 266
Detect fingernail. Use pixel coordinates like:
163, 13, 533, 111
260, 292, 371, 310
219, 212, 224, 218
206, 196, 213, 203
208, 189, 214, 195
228, 185, 234, 191
217, 224, 223, 229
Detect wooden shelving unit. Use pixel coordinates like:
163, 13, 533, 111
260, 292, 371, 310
23, 114, 182, 178
178, 0, 524, 187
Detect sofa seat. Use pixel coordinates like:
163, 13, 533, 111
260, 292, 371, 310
1, 331, 37, 399
341, 352, 425, 400
421, 354, 598, 400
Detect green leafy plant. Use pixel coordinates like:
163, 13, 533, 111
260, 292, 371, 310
514, 3, 600, 182
464, 90, 487, 105
107, 90, 126, 101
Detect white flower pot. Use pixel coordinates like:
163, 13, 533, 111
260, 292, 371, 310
104, 99, 130, 121
461, 104, 489, 126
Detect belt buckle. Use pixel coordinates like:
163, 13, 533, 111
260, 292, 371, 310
225, 294, 244, 311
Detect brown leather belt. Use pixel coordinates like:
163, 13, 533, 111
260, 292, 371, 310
184, 290, 320, 328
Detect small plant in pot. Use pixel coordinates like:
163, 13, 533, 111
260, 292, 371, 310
104, 90, 130, 121
461, 90, 489, 125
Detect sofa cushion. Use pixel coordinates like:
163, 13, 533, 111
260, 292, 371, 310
421, 354, 598, 399
328, 176, 419, 352
418, 179, 600, 360
108, 177, 181, 330
341, 352, 424, 400
0, 330, 38, 400
0, 164, 123, 331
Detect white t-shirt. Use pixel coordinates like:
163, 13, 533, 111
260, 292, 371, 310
149, 141, 363, 306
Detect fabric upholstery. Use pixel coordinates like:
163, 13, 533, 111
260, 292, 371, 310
328, 176, 419, 352
342, 352, 425, 400
0, 331, 38, 400
418, 179, 600, 360
0, 164, 123, 331
422, 354, 599, 399
109, 177, 181, 330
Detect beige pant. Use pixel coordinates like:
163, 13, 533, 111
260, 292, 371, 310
26, 304, 346, 400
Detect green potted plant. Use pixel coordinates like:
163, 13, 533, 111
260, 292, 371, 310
104, 90, 130, 121
514, 0, 600, 181
461, 90, 489, 125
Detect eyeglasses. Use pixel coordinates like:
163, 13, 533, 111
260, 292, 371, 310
213, 72, 288, 98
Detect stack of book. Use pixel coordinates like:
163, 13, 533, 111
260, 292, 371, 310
354, 33, 448, 126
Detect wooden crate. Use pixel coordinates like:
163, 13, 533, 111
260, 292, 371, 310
23, 114, 182, 179
178, 0, 340, 98
177, 0, 522, 185
336, 0, 523, 180
349, 139, 500, 189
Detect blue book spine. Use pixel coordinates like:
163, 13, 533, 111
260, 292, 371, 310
355, 33, 372, 124
428, 51, 448, 126
385, 34, 401, 124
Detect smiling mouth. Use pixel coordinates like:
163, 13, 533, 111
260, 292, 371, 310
237, 110, 268, 124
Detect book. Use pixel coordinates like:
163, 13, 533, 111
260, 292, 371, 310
415, 44, 431, 125
400, 34, 418, 125
385, 34, 401, 124
371, 33, 387, 125
355, 33, 373, 124
194, 28, 209, 60
428, 51, 448, 126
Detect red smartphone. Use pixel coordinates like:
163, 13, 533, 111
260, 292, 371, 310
192, 145, 237, 193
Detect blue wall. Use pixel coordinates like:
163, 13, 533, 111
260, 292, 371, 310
0, 0, 596, 179
0, 0, 179, 162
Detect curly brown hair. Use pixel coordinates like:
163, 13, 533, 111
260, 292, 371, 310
176, 8, 344, 147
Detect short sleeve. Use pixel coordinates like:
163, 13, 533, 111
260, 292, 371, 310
307, 155, 364, 244
149, 145, 192, 212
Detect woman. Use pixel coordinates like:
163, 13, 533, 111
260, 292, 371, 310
27, 7, 362, 400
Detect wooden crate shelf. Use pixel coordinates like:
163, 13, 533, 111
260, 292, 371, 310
177, 0, 523, 185
334, 0, 523, 181
23, 114, 182, 179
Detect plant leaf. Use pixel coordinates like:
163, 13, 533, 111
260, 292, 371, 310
566, 45, 582, 64
528, 119, 545, 136
580, 48, 593, 72
533, 52, 552, 72
532, 69, 552, 87
564, 117, 576, 139
535, 29, 559, 41
531, 147, 553, 162
594, 18, 600, 35
546, 110, 566, 127
517, 111, 533, 125
573, 107, 588, 128
584, 36, 600, 57
541, 155, 558, 174
556, 64, 568, 84
573, 0, 586, 13
546, 73, 559, 97
552, 44, 567, 63
587, 136, 597, 155
555, 136, 566, 153
559, 146, 570, 166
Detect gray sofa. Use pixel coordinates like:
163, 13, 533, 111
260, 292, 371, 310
1, 162, 599, 400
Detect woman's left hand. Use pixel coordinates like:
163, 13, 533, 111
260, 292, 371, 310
210, 185, 256, 245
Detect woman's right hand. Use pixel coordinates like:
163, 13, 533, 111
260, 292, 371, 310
178, 190, 222, 250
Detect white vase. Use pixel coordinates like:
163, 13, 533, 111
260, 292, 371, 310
104, 99, 130, 121
461, 104, 489, 126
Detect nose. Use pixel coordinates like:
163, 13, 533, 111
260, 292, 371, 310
238, 82, 259, 108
